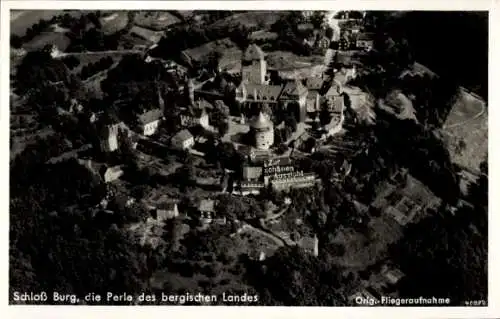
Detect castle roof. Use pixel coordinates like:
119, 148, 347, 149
324, 82, 343, 97
305, 77, 324, 91
243, 44, 265, 61
172, 129, 193, 143
250, 112, 273, 130
244, 83, 283, 101
138, 108, 163, 125
357, 32, 375, 41
280, 80, 308, 98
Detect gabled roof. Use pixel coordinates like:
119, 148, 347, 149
243, 166, 263, 180
199, 199, 215, 212
357, 32, 375, 41
280, 80, 308, 98
243, 44, 265, 61
157, 202, 177, 211
244, 83, 283, 101
297, 235, 318, 252
138, 108, 163, 125
172, 129, 193, 142
324, 83, 343, 97
297, 23, 314, 31
305, 77, 324, 91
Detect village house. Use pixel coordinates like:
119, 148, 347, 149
101, 165, 124, 183
180, 107, 210, 129
270, 171, 317, 191
197, 199, 226, 224
155, 202, 179, 221
315, 36, 331, 51
138, 108, 163, 136
381, 266, 405, 285
297, 234, 319, 257
356, 32, 375, 51
171, 129, 194, 150
338, 35, 351, 51
242, 165, 263, 181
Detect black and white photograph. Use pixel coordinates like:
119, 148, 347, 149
5, 1, 494, 314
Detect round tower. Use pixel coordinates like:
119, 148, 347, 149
250, 112, 274, 150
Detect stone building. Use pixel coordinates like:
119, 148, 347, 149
236, 44, 308, 123
250, 112, 274, 150
241, 43, 267, 85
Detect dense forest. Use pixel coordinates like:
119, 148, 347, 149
367, 11, 488, 100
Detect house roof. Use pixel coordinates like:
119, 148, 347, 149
298, 235, 318, 252
305, 77, 324, 91
297, 23, 314, 31
324, 83, 342, 97
334, 52, 354, 67
244, 83, 283, 101
357, 32, 375, 41
243, 44, 265, 61
138, 108, 163, 125
199, 199, 215, 212
280, 80, 308, 98
243, 166, 263, 180
172, 129, 193, 142
157, 202, 177, 211
249, 30, 278, 41
250, 112, 273, 130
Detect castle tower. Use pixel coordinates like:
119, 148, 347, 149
250, 112, 274, 150
241, 44, 267, 84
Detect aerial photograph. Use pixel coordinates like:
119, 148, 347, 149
9, 9, 488, 306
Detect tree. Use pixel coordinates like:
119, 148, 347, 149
325, 27, 334, 40
310, 11, 326, 29
207, 50, 223, 73
391, 206, 487, 304
217, 121, 229, 136
319, 108, 332, 126
284, 116, 298, 133
11, 35, 23, 49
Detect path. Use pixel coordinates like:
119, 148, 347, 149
55, 49, 143, 58
240, 223, 286, 247
443, 90, 486, 130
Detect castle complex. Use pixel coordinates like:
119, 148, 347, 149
236, 44, 308, 124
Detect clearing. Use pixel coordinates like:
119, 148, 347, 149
209, 11, 283, 29
22, 32, 71, 51
266, 51, 324, 71
182, 38, 242, 71
134, 11, 181, 31
99, 11, 129, 35
10, 10, 85, 36
442, 87, 487, 173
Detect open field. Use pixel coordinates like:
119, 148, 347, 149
442, 88, 487, 172
129, 25, 164, 44
99, 11, 129, 35
266, 51, 324, 70
10, 10, 86, 36
209, 11, 283, 29
329, 216, 403, 270
182, 38, 242, 70
22, 32, 71, 51
68, 51, 137, 74
134, 11, 181, 31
